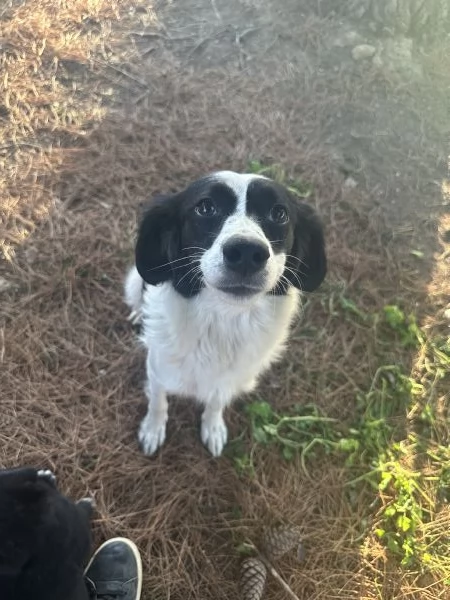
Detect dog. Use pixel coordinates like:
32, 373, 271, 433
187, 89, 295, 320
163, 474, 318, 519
0, 467, 94, 600
125, 171, 326, 457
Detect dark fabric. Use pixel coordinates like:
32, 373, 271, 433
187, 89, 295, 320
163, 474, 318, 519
0, 467, 93, 600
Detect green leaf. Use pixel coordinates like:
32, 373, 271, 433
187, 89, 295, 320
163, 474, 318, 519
248, 159, 264, 174
339, 296, 368, 321
396, 515, 412, 532
236, 543, 255, 556
379, 472, 393, 491
338, 438, 360, 452
262, 423, 278, 437
384, 304, 406, 329
387, 537, 400, 554
282, 446, 294, 461
287, 183, 313, 199
253, 427, 268, 444
384, 506, 397, 517
247, 401, 273, 421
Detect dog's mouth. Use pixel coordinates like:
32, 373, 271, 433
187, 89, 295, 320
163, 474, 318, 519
216, 283, 264, 297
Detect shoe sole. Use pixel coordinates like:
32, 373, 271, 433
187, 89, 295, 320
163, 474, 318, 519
84, 537, 143, 600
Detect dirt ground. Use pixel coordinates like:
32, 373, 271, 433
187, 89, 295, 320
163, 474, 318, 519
1, 1, 449, 599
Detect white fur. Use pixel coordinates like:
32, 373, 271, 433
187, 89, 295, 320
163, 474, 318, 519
125, 268, 300, 457
125, 172, 303, 457
200, 171, 285, 294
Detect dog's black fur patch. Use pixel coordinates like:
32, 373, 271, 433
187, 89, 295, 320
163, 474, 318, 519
135, 174, 326, 298
246, 178, 326, 294
0, 467, 93, 600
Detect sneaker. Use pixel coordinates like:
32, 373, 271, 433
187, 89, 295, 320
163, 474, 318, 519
84, 538, 142, 600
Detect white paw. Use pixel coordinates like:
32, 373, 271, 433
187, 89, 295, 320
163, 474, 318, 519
201, 415, 228, 457
37, 469, 56, 484
138, 415, 167, 456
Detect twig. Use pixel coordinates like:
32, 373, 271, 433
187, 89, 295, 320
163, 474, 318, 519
210, 0, 222, 21
258, 553, 301, 600
246, 542, 301, 600
92, 58, 148, 88
237, 26, 261, 43
129, 31, 168, 39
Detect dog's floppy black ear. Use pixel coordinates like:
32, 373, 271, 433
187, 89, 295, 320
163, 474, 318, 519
135, 194, 179, 286
286, 201, 326, 292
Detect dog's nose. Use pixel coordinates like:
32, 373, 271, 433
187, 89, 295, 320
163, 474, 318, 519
223, 238, 270, 276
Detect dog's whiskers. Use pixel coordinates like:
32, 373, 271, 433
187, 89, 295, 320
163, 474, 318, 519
183, 246, 207, 253
282, 266, 304, 290
145, 255, 194, 272
177, 264, 202, 287
188, 271, 203, 295
170, 254, 203, 271
285, 254, 306, 267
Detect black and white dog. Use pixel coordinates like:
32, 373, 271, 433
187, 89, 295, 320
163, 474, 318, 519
0, 467, 93, 600
125, 171, 326, 457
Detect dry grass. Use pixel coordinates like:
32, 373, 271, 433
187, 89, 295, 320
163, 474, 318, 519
1, 1, 449, 599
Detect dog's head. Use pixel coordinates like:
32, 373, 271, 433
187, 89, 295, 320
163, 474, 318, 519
135, 171, 326, 300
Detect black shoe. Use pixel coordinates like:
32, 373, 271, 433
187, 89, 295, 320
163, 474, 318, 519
84, 538, 142, 600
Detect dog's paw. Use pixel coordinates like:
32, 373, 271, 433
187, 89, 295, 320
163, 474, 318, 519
138, 415, 167, 456
201, 414, 228, 458
37, 469, 56, 485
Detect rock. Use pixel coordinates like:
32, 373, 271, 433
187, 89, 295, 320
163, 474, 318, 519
352, 44, 376, 61
344, 177, 358, 189
333, 30, 365, 48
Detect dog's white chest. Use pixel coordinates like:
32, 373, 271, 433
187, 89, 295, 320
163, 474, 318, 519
140, 284, 300, 403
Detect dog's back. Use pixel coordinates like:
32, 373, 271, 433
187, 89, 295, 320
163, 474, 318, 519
0, 467, 92, 600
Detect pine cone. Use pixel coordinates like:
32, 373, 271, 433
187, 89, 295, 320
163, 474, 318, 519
263, 525, 303, 560
240, 557, 267, 600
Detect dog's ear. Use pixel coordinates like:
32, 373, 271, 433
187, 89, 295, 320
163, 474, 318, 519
285, 201, 326, 292
135, 194, 179, 286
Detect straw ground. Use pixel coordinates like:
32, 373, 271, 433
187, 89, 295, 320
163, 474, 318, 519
1, 1, 449, 599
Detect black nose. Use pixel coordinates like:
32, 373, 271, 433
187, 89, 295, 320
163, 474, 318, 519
223, 238, 270, 276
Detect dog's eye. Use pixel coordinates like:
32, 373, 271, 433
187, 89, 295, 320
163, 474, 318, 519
195, 199, 218, 217
269, 205, 289, 224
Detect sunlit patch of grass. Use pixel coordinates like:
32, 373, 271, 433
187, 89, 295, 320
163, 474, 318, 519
0, 0, 155, 260
229, 281, 450, 584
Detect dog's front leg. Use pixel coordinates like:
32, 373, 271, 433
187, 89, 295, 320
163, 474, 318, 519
201, 400, 229, 458
138, 363, 168, 456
